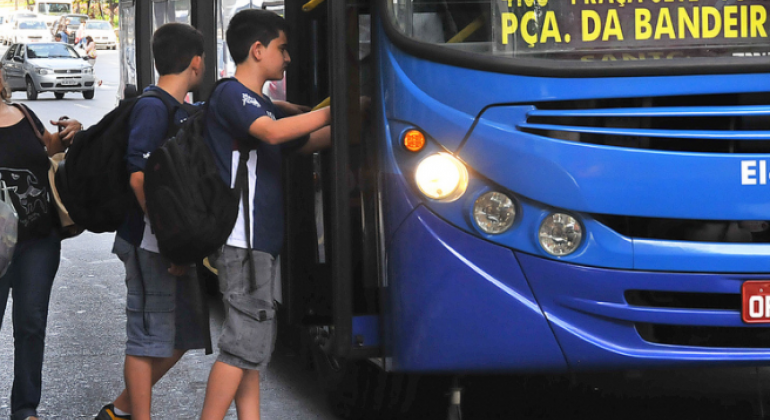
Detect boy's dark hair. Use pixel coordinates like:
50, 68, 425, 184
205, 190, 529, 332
152, 23, 204, 76
226, 9, 288, 65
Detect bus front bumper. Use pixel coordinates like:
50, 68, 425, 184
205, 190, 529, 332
387, 206, 770, 373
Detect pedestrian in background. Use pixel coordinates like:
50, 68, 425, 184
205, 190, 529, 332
0, 74, 82, 420
76, 21, 86, 48
85, 36, 97, 67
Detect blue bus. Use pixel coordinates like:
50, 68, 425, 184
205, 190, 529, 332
118, 0, 770, 417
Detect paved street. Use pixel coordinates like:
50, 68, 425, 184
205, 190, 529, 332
3, 45, 770, 420
0, 48, 338, 420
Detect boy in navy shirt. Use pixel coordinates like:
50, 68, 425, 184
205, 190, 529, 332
200, 9, 332, 420
95, 23, 209, 420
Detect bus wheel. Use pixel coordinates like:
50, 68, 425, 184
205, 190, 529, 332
310, 339, 438, 419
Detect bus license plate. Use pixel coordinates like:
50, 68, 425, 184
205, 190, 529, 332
742, 281, 770, 323
60, 78, 77, 86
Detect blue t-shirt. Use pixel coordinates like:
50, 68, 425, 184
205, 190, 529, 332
204, 79, 306, 256
117, 86, 197, 247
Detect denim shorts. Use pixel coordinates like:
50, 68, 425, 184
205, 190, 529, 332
212, 246, 279, 370
113, 236, 208, 358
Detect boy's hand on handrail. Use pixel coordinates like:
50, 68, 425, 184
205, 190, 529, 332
274, 100, 311, 116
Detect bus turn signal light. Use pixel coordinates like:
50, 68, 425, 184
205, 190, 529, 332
403, 130, 426, 152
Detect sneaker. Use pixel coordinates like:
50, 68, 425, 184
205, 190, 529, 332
95, 403, 131, 420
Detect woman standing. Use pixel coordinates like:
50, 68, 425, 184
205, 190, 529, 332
0, 74, 81, 420
75, 21, 86, 48
85, 36, 97, 67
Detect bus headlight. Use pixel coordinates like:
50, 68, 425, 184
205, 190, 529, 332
473, 192, 515, 234
414, 153, 468, 202
539, 213, 582, 256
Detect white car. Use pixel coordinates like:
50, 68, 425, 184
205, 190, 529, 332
11, 19, 52, 45
84, 20, 116, 50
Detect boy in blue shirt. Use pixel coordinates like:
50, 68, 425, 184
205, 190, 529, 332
95, 23, 210, 420
199, 9, 332, 420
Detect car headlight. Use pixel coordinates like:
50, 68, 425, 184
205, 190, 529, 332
35, 67, 52, 75
473, 192, 516, 234
414, 153, 468, 202
539, 213, 583, 256
82, 67, 93, 74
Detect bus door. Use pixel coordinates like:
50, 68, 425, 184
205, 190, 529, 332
282, 0, 380, 360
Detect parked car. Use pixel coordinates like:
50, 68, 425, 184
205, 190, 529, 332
1, 11, 39, 45
50, 13, 87, 44
10, 19, 52, 45
0, 42, 95, 100
84, 20, 116, 49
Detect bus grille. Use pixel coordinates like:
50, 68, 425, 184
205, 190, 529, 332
518, 93, 770, 154
627, 291, 770, 348
593, 215, 770, 243
636, 324, 770, 348
625, 290, 739, 310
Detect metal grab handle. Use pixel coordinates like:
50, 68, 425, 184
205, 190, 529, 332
302, 0, 325, 12
312, 96, 330, 111
448, 15, 485, 44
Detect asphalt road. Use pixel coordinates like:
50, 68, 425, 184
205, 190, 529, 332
2, 46, 770, 420
0, 48, 338, 420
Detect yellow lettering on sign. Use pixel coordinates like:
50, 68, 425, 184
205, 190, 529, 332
741, 4, 748, 38
501, 13, 518, 44
635, 8, 652, 40
724, 5, 738, 38
702, 7, 721, 38
521, 11, 537, 46
654, 8, 675, 39
583, 10, 602, 41
541, 11, 562, 43
604, 9, 624, 40
678, 7, 698, 39
751, 5, 767, 38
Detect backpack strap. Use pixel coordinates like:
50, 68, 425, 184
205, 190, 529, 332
13, 103, 45, 145
140, 89, 183, 139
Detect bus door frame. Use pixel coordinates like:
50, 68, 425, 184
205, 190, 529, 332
120, 0, 217, 102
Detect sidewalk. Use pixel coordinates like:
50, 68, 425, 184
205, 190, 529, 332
0, 232, 333, 420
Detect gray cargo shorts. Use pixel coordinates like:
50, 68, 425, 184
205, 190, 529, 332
113, 236, 208, 357
211, 246, 279, 370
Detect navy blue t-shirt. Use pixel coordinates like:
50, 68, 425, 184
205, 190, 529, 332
204, 79, 306, 256
117, 86, 198, 247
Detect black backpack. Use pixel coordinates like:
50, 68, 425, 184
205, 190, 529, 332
55, 90, 179, 233
144, 79, 249, 265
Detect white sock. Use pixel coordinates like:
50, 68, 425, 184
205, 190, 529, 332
114, 407, 131, 417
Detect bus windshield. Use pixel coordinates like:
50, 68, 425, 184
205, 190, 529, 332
386, 0, 770, 62
38, 3, 71, 15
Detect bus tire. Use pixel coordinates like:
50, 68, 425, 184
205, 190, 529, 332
311, 344, 436, 420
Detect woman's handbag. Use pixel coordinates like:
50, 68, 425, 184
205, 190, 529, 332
15, 104, 84, 239
0, 180, 18, 277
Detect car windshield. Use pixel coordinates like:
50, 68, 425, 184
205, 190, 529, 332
68, 16, 86, 25
86, 22, 111, 31
19, 21, 47, 30
27, 44, 79, 59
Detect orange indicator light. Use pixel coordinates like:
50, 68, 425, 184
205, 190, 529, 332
403, 130, 426, 152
